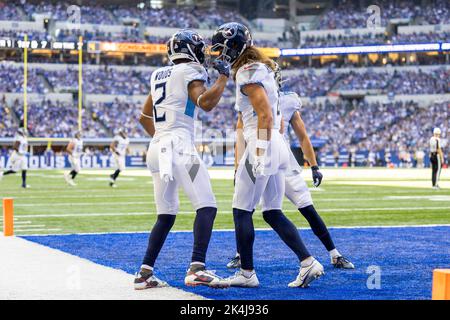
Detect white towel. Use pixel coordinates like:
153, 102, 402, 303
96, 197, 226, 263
158, 135, 174, 183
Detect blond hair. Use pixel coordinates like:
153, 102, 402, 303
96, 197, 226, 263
232, 46, 276, 80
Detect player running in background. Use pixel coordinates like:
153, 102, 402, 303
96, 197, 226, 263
64, 131, 83, 186
212, 22, 323, 288
430, 127, 444, 189
134, 29, 231, 289
227, 64, 354, 271
109, 128, 129, 188
0, 128, 30, 188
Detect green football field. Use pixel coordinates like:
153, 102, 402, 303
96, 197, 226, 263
0, 169, 449, 235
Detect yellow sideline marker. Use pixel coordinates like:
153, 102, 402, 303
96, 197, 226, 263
3, 198, 14, 236
432, 269, 450, 300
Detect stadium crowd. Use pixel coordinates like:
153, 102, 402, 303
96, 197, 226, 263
89, 99, 146, 138
1, 1, 249, 30
0, 64, 47, 94
335, 69, 449, 94
392, 31, 450, 43
282, 69, 342, 97
0, 97, 18, 137
317, 0, 449, 30
10, 98, 106, 138
351, 101, 449, 167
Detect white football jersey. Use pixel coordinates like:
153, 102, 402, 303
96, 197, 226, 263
71, 138, 83, 158
429, 137, 440, 153
15, 134, 28, 155
113, 135, 129, 156
150, 62, 208, 140
279, 91, 302, 141
235, 62, 281, 140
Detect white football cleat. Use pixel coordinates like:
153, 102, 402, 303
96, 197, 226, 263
64, 173, 76, 186
226, 255, 241, 269
225, 269, 259, 288
289, 259, 324, 288
331, 256, 355, 269
185, 264, 229, 288
0, 171, 3, 181
134, 268, 168, 290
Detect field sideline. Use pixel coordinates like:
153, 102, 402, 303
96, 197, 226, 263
0, 168, 449, 235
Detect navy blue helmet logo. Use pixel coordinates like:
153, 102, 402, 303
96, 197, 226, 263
222, 26, 237, 39
191, 33, 203, 44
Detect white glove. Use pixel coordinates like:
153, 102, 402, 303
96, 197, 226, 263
252, 155, 266, 177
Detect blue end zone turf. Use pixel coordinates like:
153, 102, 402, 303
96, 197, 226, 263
23, 226, 449, 300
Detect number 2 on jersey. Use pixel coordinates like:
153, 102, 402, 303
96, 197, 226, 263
153, 82, 166, 122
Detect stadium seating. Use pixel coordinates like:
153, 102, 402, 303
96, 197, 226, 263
316, 0, 449, 30
11, 99, 107, 138
0, 0, 448, 164
0, 1, 250, 30
89, 99, 146, 138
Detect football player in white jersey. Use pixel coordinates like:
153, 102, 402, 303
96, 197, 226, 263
227, 65, 354, 271
0, 128, 30, 188
64, 131, 83, 186
134, 30, 231, 289
212, 23, 323, 288
109, 128, 129, 188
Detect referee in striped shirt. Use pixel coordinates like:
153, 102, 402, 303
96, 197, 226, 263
429, 128, 443, 189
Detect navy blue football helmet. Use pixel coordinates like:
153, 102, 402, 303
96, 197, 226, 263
167, 29, 206, 64
211, 22, 253, 65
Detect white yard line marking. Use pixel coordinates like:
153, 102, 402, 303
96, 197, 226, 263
385, 195, 450, 201
18, 224, 450, 237
12, 206, 450, 219
14, 228, 62, 233
13, 200, 233, 207
10, 196, 450, 208
14, 225, 47, 229
2, 190, 443, 200
0, 220, 33, 224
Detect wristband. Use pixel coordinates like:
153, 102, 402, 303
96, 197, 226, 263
196, 94, 204, 108
140, 112, 153, 119
311, 165, 319, 171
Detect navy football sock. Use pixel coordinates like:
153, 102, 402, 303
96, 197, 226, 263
142, 214, 176, 267
21, 170, 27, 185
112, 169, 121, 181
70, 170, 78, 180
233, 208, 255, 270
191, 207, 217, 264
263, 209, 311, 262
3, 170, 16, 175
299, 205, 335, 251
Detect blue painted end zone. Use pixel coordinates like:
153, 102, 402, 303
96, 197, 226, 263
23, 226, 450, 300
